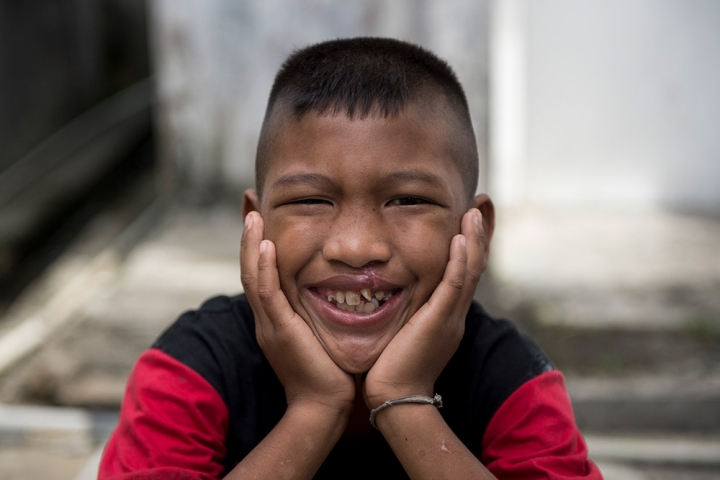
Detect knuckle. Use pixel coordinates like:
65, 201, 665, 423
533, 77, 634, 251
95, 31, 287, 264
467, 266, 483, 286
240, 236, 252, 256
240, 271, 255, 289
447, 275, 465, 293
257, 283, 274, 302
478, 233, 487, 248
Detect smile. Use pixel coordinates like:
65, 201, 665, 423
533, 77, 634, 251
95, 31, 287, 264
323, 288, 394, 314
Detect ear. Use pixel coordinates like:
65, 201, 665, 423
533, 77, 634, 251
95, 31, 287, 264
470, 193, 495, 265
242, 189, 260, 219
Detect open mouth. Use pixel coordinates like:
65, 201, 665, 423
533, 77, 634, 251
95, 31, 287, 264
320, 288, 396, 314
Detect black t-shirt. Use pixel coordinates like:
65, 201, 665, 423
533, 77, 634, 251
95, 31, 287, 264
153, 294, 554, 477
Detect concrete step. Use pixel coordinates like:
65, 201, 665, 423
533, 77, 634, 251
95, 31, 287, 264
527, 323, 720, 377
0, 404, 116, 480
568, 375, 720, 434
586, 434, 720, 468
0, 205, 243, 408
476, 273, 720, 379
0, 173, 161, 378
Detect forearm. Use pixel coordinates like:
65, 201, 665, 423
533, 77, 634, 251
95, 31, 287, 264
376, 403, 497, 480
225, 402, 349, 480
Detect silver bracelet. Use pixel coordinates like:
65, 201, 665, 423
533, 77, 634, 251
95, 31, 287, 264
369, 393, 443, 429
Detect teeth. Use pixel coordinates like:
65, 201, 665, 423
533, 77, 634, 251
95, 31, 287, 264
346, 292, 361, 305
328, 288, 393, 313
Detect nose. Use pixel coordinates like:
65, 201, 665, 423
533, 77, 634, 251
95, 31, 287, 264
322, 209, 391, 268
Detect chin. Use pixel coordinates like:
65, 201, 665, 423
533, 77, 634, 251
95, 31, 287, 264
330, 350, 381, 374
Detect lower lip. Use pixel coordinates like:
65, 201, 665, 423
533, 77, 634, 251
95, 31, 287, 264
307, 289, 403, 329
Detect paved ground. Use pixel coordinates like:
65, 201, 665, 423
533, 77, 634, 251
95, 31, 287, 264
1, 203, 719, 479
491, 207, 720, 331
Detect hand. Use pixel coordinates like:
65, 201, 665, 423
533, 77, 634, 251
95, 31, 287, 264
240, 211, 356, 414
363, 208, 487, 410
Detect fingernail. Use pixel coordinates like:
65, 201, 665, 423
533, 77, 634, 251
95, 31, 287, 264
459, 235, 466, 247
244, 213, 253, 229
259, 240, 268, 253
473, 210, 481, 228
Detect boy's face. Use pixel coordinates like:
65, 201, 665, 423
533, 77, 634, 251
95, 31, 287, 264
245, 106, 479, 373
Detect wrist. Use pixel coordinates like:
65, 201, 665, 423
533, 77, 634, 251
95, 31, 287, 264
369, 393, 443, 430
285, 384, 356, 414
285, 400, 351, 448
372, 399, 444, 433
364, 384, 434, 411
285, 398, 353, 437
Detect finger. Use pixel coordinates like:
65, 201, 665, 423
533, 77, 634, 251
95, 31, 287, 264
240, 211, 264, 297
240, 212, 272, 340
256, 239, 300, 330
422, 233, 468, 320
459, 208, 486, 304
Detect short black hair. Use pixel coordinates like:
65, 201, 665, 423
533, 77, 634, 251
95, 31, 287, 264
255, 37, 478, 198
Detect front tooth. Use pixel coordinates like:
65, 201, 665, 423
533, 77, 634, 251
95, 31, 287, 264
346, 303, 356, 312
336, 291, 345, 304
371, 298, 380, 308
364, 301, 376, 313
337, 302, 347, 311
374, 291, 385, 301
361, 288, 372, 301
346, 291, 360, 305
358, 300, 365, 311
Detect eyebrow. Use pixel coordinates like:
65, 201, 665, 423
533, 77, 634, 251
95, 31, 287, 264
270, 172, 336, 191
269, 169, 448, 191
382, 170, 448, 189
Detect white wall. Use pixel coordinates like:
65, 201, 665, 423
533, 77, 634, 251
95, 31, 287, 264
491, 0, 720, 213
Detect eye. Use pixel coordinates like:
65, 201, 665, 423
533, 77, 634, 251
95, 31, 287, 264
387, 196, 432, 206
280, 197, 333, 207
293, 198, 330, 205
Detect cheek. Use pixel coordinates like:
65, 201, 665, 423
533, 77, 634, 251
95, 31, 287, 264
390, 214, 457, 286
264, 218, 324, 286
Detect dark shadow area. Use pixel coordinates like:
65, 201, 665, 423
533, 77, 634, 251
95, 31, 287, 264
0, 134, 155, 315
0, 0, 153, 315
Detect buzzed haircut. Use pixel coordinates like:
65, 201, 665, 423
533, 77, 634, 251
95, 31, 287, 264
255, 37, 479, 199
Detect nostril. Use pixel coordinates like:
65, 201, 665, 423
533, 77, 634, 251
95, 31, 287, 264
321, 231, 392, 267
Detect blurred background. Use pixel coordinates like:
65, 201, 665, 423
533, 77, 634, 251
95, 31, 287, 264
0, 1, 718, 479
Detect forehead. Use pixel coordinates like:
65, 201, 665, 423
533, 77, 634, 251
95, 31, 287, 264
263, 106, 464, 196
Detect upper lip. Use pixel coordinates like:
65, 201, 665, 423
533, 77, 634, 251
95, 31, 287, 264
310, 274, 401, 292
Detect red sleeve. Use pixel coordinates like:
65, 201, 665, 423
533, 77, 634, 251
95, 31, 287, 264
481, 370, 603, 479
99, 349, 229, 480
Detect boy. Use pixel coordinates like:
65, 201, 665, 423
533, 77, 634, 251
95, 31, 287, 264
100, 37, 601, 479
